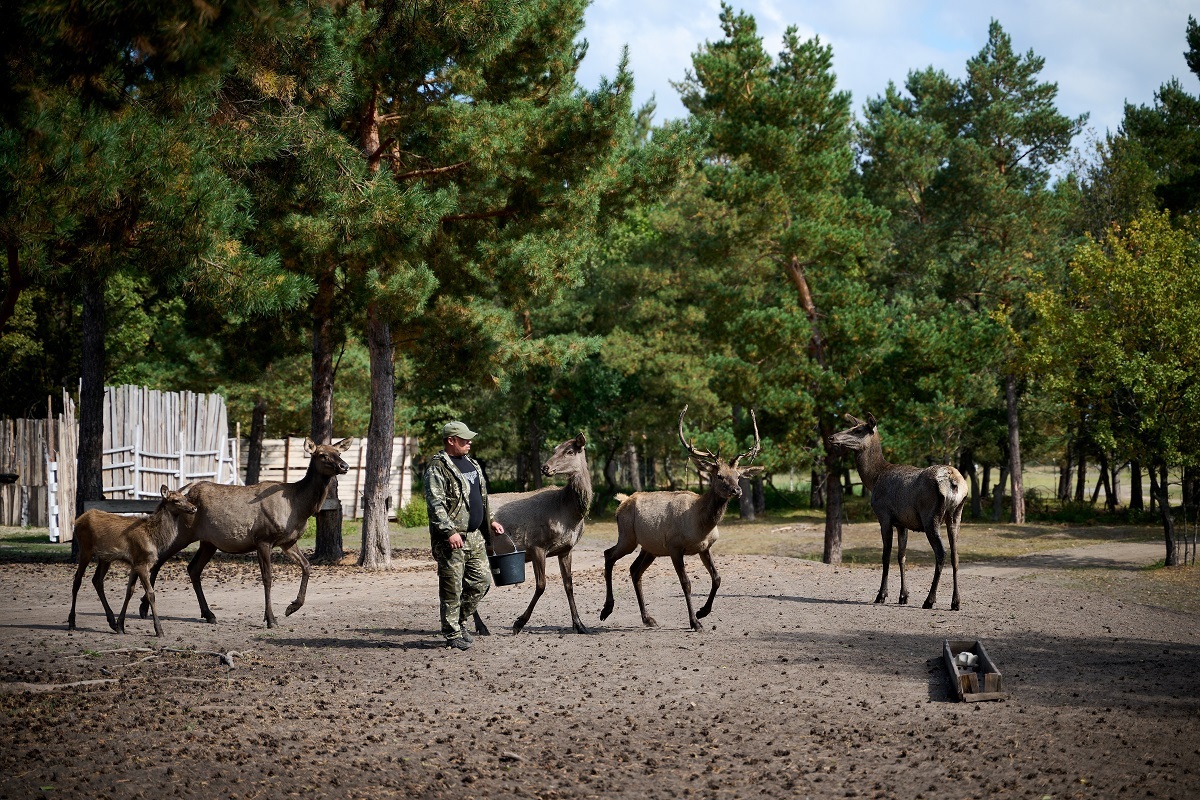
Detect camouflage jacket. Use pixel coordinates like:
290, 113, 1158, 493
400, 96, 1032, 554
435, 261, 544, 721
424, 450, 494, 543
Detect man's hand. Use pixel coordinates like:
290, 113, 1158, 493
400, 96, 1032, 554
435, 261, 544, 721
448, 532, 464, 550
490, 520, 505, 537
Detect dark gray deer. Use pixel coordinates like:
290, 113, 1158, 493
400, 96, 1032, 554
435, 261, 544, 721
474, 433, 593, 634
140, 437, 352, 627
828, 413, 968, 610
601, 406, 763, 631
68, 485, 198, 637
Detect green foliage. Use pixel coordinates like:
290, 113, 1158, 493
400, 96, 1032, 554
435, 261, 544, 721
395, 496, 429, 529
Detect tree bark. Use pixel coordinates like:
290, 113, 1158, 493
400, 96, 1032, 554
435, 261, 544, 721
1130, 460, 1144, 511
822, 447, 843, 564
1, 241, 30, 335
959, 449, 981, 520
359, 302, 394, 570
311, 277, 343, 563
1057, 448, 1071, 503
1158, 481, 1178, 567
980, 463, 992, 508
527, 418, 544, 490
624, 442, 641, 492
1107, 458, 1121, 510
1006, 375, 1025, 523
991, 465, 1009, 522
75, 273, 106, 562
245, 398, 268, 485
753, 476, 765, 516
810, 466, 825, 509
1074, 448, 1087, 502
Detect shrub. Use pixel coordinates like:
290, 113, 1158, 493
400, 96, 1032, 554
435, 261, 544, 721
396, 496, 429, 528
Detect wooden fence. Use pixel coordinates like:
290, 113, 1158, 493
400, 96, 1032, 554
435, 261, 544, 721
249, 437, 418, 519
0, 389, 77, 539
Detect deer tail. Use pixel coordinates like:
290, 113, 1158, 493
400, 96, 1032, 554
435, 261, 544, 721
615, 492, 631, 504
935, 466, 968, 515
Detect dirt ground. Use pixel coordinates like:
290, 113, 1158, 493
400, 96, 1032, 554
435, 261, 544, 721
1, 522, 1198, 800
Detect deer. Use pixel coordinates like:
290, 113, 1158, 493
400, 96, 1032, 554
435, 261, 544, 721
600, 405, 763, 631
139, 437, 352, 628
68, 485, 198, 637
827, 413, 968, 610
472, 433, 594, 635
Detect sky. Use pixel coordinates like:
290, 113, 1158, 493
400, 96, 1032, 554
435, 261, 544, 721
575, 0, 1198, 143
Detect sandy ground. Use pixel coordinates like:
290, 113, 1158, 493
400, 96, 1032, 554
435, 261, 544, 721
1, 537, 1198, 799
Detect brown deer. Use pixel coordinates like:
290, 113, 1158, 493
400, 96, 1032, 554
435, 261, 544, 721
474, 433, 594, 635
140, 437, 352, 628
68, 485, 198, 637
600, 406, 763, 631
828, 413, 967, 610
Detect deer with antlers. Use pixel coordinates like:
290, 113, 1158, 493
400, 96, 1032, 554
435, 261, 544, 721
600, 406, 763, 631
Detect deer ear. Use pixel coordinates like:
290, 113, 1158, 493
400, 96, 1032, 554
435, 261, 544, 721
160, 485, 169, 498
334, 437, 353, 452
575, 432, 586, 448
304, 437, 316, 454
864, 412, 877, 429
844, 413, 862, 425
739, 465, 765, 478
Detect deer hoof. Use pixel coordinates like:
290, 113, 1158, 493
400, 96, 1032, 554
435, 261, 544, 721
922, 599, 934, 610
285, 602, 302, 616
512, 618, 526, 635
600, 602, 614, 621
696, 607, 712, 619
202, 613, 218, 624
950, 600, 961, 611
874, 594, 886, 604
642, 616, 658, 628
689, 620, 704, 632
138, 600, 149, 619
575, 623, 592, 634
898, 595, 909, 605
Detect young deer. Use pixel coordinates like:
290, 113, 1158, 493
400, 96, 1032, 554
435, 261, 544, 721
601, 406, 763, 631
828, 413, 968, 610
68, 485, 198, 637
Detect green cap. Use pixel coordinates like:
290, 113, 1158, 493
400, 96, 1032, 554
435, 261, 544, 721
441, 421, 478, 440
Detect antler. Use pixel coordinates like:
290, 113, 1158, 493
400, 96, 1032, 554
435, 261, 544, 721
732, 408, 761, 467
677, 405, 719, 466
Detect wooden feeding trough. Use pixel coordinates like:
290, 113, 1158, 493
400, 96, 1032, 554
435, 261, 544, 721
943, 639, 1007, 702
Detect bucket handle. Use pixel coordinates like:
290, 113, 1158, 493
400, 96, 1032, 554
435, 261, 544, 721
490, 530, 519, 555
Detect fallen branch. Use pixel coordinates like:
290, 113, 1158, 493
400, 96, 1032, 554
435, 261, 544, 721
164, 647, 250, 668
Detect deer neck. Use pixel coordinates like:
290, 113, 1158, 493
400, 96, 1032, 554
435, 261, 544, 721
149, 505, 183, 549
702, 486, 731, 531
567, 462, 593, 516
296, 460, 337, 509
854, 436, 889, 492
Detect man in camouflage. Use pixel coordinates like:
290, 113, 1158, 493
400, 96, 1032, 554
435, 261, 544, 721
424, 421, 505, 650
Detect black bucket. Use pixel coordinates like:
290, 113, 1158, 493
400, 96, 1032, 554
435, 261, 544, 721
488, 533, 526, 586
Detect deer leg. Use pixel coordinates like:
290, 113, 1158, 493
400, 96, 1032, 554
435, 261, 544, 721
875, 520, 894, 604
136, 565, 163, 637
600, 536, 638, 621
513, 548, 547, 635
629, 550, 658, 628
896, 527, 910, 605
282, 543, 311, 618
472, 610, 491, 637
91, 561, 119, 632
558, 550, 591, 634
139, 535, 194, 619
669, 552, 702, 632
186, 542, 219, 624
114, 568, 140, 634
921, 517, 947, 609
695, 549, 720, 620
68, 555, 90, 631
948, 506, 963, 611
256, 541, 277, 628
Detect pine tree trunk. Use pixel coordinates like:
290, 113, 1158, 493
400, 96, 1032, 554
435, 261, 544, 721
992, 465, 1009, 522
959, 449, 981, 520
1130, 460, 1144, 511
624, 442, 641, 492
359, 302, 393, 570
1074, 449, 1087, 502
311, 278, 343, 563
1149, 465, 1160, 514
1158, 481, 1178, 567
738, 475, 756, 521
1006, 375, 1025, 523
1107, 458, 1121, 510
527, 418, 543, 490
810, 466, 825, 509
822, 445, 842, 565
245, 398, 268, 485
753, 476, 765, 516
75, 273, 106, 562
981, 463, 992, 507
1057, 448, 1071, 502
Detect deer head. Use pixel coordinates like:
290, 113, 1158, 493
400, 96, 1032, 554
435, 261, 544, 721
678, 406, 764, 500
160, 484, 197, 516
304, 437, 353, 476
827, 413, 879, 453
542, 433, 586, 477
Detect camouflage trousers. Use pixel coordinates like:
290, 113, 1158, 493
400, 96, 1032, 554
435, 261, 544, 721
433, 530, 491, 639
